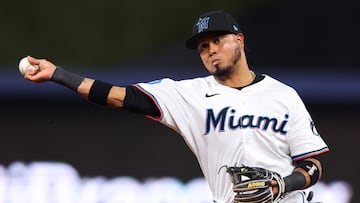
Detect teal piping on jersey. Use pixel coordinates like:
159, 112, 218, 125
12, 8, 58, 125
132, 84, 163, 121
292, 147, 329, 161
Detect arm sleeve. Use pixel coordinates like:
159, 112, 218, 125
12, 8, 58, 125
284, 155, 324, 192
123, 85, 160, 117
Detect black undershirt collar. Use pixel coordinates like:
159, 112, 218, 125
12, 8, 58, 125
235, 73, 265, 90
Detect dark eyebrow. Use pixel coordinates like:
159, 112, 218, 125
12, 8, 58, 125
197, 33, 225, 46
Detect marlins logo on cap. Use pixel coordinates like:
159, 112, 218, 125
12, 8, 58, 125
185, 10, 242, 49
196, 17, 210, 33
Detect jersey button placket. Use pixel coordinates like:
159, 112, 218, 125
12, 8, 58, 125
239, 97, 249, 163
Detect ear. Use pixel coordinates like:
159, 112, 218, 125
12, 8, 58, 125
235, 33, 245, 47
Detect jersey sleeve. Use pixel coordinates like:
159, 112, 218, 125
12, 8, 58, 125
133, 78, 190, 134
286, 90, 329, 161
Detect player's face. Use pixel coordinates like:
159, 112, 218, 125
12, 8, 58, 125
197, 33, 243, 78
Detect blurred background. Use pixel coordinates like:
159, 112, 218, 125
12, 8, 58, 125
0, 0, 359, 202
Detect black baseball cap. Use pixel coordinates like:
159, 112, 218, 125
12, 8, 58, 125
185, 10, 242, 49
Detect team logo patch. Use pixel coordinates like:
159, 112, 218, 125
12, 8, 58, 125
310, 120, 320, 136
196, 17, 210, 33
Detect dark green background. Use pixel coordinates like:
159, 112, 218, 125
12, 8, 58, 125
1, 0, 358, 68
1, 0, 276, 66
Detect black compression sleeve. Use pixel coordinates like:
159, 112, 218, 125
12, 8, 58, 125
51, 66, 85, 91
284, 156, 323, 192
284, 172, 306, 192
123, 86, 160, 117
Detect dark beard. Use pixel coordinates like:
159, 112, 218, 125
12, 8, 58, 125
212, 47, 241, 79
213, 66, 233, 78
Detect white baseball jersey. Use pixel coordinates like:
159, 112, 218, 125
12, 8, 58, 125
135, 74, 329, 203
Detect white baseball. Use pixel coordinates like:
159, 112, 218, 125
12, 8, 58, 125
18, 57, 39, 75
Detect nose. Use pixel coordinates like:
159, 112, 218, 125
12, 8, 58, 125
209, 42, 218, 56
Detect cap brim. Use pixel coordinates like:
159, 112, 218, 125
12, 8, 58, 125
185, 30, 236, 50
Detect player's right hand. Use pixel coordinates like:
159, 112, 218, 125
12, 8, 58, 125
24, 56, 57, 83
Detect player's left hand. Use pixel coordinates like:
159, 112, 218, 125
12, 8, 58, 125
24, 56, 57, 83
225, 165, 286, 203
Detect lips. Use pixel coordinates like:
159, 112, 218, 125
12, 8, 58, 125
211, 59, 220, 66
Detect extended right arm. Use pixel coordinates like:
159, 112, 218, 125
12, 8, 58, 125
24, 56, 160, 117
25, 56, 126, 108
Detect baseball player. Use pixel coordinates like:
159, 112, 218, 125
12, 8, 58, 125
23, 10, 329, 203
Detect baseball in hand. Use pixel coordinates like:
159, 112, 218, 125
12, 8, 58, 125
18, 56, 39, 75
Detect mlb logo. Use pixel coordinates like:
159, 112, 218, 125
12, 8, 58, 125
196, 17, 210, 33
